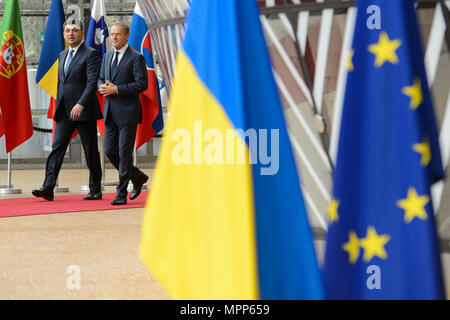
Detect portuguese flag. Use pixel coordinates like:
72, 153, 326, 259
0, 0, 33, 153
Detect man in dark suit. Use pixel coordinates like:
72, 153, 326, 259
98, 22, 149, 205
32, 21, 103, 201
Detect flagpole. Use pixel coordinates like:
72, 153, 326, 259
100, 132, 106, 186
0, 161, 6, 188
0, 152, 21, 194
127, 144, 149, 192
54, 179, 70, 193
99, 132, 113, 190
81, 131, 107, 192
127, 147, 137, 192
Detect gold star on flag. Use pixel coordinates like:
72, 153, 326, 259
347, 49, 355, 71
368, 32, 402, 67
359, 226, 390, 262
413, 138, 431, 167
396, 187, 430, 223
327, 198, 339, 224
402, 78, 423, 110
342, 231, 360, 264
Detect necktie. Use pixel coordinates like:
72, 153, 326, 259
111, 51, 119, 75
65, 49, 74, 75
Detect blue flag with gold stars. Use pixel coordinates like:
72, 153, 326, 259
324, 0, 446, 299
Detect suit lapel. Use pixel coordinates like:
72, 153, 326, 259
106, 51, 113, 81
111, 47, 131, 82
64, 43, 85, 81
59, 48, 68, 81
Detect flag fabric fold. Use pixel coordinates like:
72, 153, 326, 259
36, 0, 65, 100
0, 0, 33, 153
129, 1, 164, 150
140, 0, 323, 300
324, 0, 446, 299
36, 0, 71, 140
85, 0, 110, 138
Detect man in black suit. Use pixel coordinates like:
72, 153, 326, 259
98, 22, 149, 205
33, 21, 103, 201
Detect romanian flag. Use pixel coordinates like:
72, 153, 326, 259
129, 1, 164, 150
0, 0, 33, 153
36, 0, 64, 100
35, 0, 67, 139
86, 0, 109, 57
324, 0, 445, 299
140, 0, 324, 300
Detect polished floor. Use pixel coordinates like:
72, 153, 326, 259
0, 168, 169, 300
0, 168, 449, 299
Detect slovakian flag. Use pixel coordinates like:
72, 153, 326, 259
129, 1, 164, 150
0, 0, 33, 153
36, 0, 72, 141
86, 0, 110, 138
36, 0, 64, 102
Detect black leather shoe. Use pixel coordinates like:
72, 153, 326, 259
83, 191, 102, 200
32, 187, 54, 201
130, 174, 149, 200
111, 196, 127, 205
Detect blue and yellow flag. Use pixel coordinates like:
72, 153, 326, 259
324, 0, 445, 299
129, 1, 164, 149
36, 0, 65, 99
140, 0, 324, 300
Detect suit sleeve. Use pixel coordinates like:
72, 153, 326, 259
116, 54, 148, 96
77, 49, 101, 108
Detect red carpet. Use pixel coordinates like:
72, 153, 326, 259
0, 192, 149, 218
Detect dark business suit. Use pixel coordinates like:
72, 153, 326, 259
99, 46, 148, 198
43, 42, 102, 193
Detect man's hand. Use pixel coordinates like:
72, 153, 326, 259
99, 80, 118, 97
70, 104, 85, 120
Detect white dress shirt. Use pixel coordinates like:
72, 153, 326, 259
64, 40, 84, 72
110, 44, 128, 69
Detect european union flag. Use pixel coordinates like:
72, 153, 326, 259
324, 0, 446, 299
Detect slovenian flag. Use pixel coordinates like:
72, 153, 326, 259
129, 1, 164, 150
86, 0, 109, 58
86, 0, 110, 137
140, 0, 324, 299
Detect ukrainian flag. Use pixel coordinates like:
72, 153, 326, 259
140, 0, 324, 300
36, 0, 65, 99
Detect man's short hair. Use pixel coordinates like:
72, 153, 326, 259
63, 19, 84, 31
111, 22, 130, 35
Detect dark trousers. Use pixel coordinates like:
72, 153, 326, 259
43, 113, 102, 193
104, 118, 146, 197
